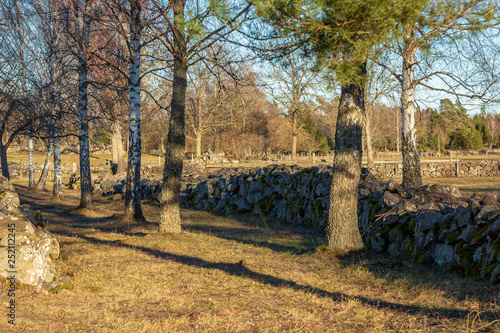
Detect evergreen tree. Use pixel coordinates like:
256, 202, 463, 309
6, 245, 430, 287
255, 0, 425, 251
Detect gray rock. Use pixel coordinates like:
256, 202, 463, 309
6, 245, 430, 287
459, 224, 478, 242
387, 242, 402, 257
386, 179, 399, 192
433, 243, 455, 266
486, 217, 500, 238
371, 233, 386, 253
381, 191, 401, 207
477, 204, 500, 220
454, 209, 472, 228
490, 265, 500, 283
416, 212, 443, 232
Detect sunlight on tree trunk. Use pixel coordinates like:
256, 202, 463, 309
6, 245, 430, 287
36, 138, 53, 191
327, 65, 366, 252
77, 2, 93, 209
124, 0, 145, 222
159, 0, 186, 234
52, 128, 63, 200
28, 130, 35, 189
401, 27, 422, 187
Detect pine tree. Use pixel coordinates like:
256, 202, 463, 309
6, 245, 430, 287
254, 0, 425, 251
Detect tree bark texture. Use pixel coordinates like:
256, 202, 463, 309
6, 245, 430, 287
159, 0, 187, 234
0, 144, 10, 180
195, 131, 202, 159
52, 126, 63, 200
327, 65, 366, 252
36, 138, 53, 191
291, 112, 298, 161
28, 131, 35, 189
77, 3, 93, 208
401, 27, 422, 187
365, 114, 374, 168
124, 0, 144, 222
112, 120, 126, 174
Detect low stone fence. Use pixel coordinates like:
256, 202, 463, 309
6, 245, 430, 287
92, 164, 500, 282
370, 160, 500, 178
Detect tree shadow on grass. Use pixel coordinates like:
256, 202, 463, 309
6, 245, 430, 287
14, 185, 500, 321
49, 228, 500, 322
181, 210, 327, 255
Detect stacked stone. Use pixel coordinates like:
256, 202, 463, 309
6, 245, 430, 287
369, 160, 500, 178
92, 164, 500, 282
0, 175, 60, 289
358, 180, 500, 282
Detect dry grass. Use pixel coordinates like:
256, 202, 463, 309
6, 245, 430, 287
0, 181, 498, 332
6, 152, 164, 166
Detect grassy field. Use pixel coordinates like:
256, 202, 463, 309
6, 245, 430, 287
0, 181, 498, 332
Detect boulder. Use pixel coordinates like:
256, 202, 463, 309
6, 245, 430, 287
0, 177, 59, 289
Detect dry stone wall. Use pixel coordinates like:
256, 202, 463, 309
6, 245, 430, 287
370, 160, 500, 178
92, 164, 500, 282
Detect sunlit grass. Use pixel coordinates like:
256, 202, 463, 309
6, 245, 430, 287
0, 180, 498, 332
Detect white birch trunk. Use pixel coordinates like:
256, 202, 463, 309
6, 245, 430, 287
28, 130, 35, 189
77, 1, 93, 208
36, 138, 53, 191
52, 126, 63, 199
401, 26, 422, 187
124, 0, 144, 222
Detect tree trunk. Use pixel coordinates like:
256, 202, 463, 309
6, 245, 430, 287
291, 113, 298, 161
327, 65, 366, 252
112, 129, 118, 166
159, 0, 187, 234
0, 143, 10, 180
195, 131, 202, 159
52, 128, 63, 200
365, 112, 374, 168
77, 4, 93, 208
113, 120, 126, 174
124, 0, 145, 222
36, 138, 53, 191
401, 27, 422, 187
28, 130, 35, 189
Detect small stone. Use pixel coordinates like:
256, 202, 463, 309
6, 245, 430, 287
386, 179, 399, 192
381, 191, 401, 207
432, 243, 455, 266
112, 193, 123, 201
387, 242, 401, 257
480, 194, 498, 206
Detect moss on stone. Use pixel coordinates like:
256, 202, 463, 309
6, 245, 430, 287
445, 230, 461, 244
408, 218, 417, 231
481, 264, 497, 276
490, 238, 500, 259
438, 224, 450, 235
470, 225, 489, 244
415, 250, 427, 263
403, 239, 416, 258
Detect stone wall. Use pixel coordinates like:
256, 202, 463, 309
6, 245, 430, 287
92, 164, 500, 282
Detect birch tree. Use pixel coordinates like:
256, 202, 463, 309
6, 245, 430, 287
64, 0, 94, 208
378, 0, 500, 187
124, 0, 144, 221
